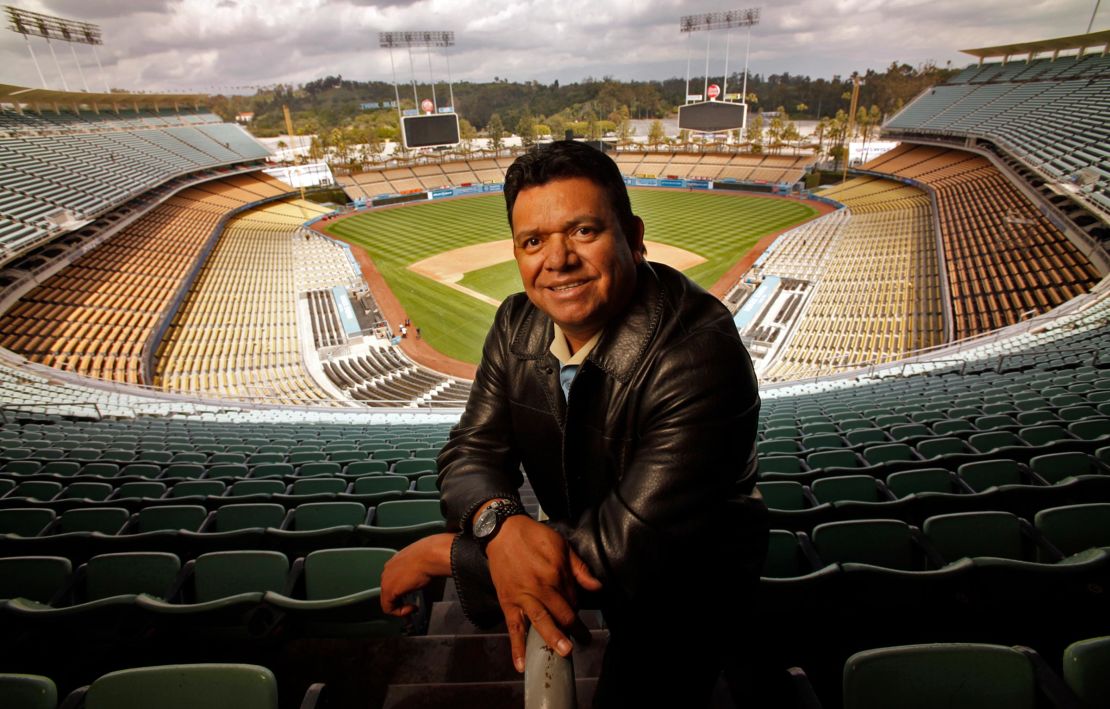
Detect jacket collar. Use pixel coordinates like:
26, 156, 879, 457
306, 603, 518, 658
510, 261, 665, 384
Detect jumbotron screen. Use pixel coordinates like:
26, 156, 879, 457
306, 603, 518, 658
401, 114, 461, 149
678, 101, 747, 133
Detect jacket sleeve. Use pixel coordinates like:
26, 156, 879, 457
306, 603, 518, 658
553, 329, 764, 610
437, 300, 526, 627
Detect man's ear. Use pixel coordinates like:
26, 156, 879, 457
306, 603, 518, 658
628, 216, 646, 263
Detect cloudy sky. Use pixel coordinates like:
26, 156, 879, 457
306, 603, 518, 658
1, 0, 1105, 93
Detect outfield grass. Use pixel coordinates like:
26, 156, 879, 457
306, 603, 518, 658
325, 190, 817, 364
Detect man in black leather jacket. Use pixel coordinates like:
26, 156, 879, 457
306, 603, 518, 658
381, 141, 766, 705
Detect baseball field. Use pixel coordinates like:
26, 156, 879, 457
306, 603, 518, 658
324, 190, 818, 364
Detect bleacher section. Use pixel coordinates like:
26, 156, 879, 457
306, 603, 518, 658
0, 174, 292, 385
616, 151, 809, 184
155, 199, 337, 405
321, 348, 471, 408
337, 151, 811, 201
884, 53, 1110, 213
0, 110, 271, 260
761, 177, 944, 381
864, 144, 1100, 339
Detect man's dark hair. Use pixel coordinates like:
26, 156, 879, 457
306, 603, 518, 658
503, 141, 642, 253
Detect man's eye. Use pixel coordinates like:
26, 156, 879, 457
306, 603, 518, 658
575, 226, 596, 237
524, 237, 541, 248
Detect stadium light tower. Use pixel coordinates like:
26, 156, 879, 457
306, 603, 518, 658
680, 8, 760, 104
379, 31, 460, 150
4, 6, 107, 92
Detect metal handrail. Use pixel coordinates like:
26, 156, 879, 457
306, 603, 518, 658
524, 625, 576, 709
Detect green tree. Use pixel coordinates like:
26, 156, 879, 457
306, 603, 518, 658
648, 119, 665, 146
486, 113, 505, 152
515, 113, 536, 148
745, 113, 764, 153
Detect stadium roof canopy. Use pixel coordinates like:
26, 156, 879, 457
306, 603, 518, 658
961, 29, 1110, 63
0, 84, 208, 113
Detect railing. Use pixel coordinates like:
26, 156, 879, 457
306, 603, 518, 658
525, 626, 576, 709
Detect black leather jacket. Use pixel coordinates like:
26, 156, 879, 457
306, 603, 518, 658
439, 261, 767, 627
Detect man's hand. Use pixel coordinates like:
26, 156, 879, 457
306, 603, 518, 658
380, 533, 455, 617
486, 515, 602, 673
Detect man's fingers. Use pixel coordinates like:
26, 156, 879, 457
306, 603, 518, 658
521, 599, 573, 657
504, 606, 527, 673
386, 604, 415, 617
568, 548, 603, 591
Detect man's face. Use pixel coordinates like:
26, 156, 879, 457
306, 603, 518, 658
511, 177, 644, 348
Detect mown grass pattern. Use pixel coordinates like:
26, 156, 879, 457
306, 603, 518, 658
325, 191, 816, 364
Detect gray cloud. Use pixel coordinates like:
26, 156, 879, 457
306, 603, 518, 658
0, 0, 1104, 94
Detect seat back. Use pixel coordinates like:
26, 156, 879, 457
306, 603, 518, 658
393, 459, 437, 477
115, 481, 167, 499
811, 475, 880, 504
214, 504, 286, 532
886, 468, 954, 497
1034, 503, 1110, 557
958, 459, 1022, 492
812, 519, 915, 570
171, 480, 227, 498
763, 530, 808, 578
137, 506, 208, 533
924, 511, 1026, 562
0, 556, 71, 603
0, 673, 57, 709
373, 499, 444, 527
759, 456, 804, 475
194, 551, 289, 602
352, 476, 410, 495
843, 643, 1037, 709
84, 663, 278, 709
228, 480, 284, 497
58, 507, 130, 535
303, 548, 393, 600
85, 552, 181, 601
807, 450, 859, 470
290, 502, 366, 530
1063, 635, 1110, 708
290, 478, 347, 496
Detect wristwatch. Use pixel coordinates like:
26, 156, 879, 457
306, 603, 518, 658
472, 498, 527, 553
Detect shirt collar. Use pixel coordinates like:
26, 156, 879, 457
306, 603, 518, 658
549, 324, 602, 367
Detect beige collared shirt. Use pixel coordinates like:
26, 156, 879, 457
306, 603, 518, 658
549, 324, 603, 365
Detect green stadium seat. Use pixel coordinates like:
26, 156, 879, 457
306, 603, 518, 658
915, 437, 969, 459
801, 422, 838, 435
207, 452, 247, 465
1063, 636, 1110, 708
764, 426, 800, 440
807, 450, 860, 470
1035, 503, 1110, 558
39, 461, 81, 477
1015, 410, 1059, 426
72, 663, 294, 709
113, 482, 167, 500
757, 439, 799, 455
1059, 405, 1100, 422
119, 463, 161, 479
247, 454, 285, 466
344, 460, 389, 477
885, 468, 960, 497
0, 673, 57, 709
811, 519, 919, 570
957, 459, 1023, 492
2, 460, 41, 475
0, 556, 72, 603
329, 450, 368, 464
763, 530, 814, 578
757, 479, 811, 512
1029, 452, 1102, 484
210, 504, 286, 532
161, 464, 206, 480
170, 452, 208, 464
135, 506, 208, 533
263, 548, 400, 637
249, 464, 292, 479
9, 481, 62, 501
283, 502, 367, 531
843, 644, 1043, 709
1068, 418, 1110, 441
844, 429, 887, 446
228, 480, 284, 497
968, 431, 1025, 453
208, 464, 249, 480
296, 462, 342, 478
360, 499, 446, 548
889, 424, 931, 441
811, 475, 885, 504
59, 482, 114, 501
351, 476, 410, 495
57, 507, 130, 535
759, 456, 805, 475
863, 444, 917, 466
414, 475, 439, 493
0, 508, 55, 536
171, 480, 227, 498
1018, 425, 1072, 447
801, 433, 844, 450
974, 415, 1017, 430
393, 459, 437, 478
923, 511, 1032, 563
289, 478, 347, 496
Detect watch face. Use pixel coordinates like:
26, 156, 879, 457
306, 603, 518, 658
474, 507, 498, 538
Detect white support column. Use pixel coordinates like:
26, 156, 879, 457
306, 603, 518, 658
24, 35, 47, 88
45, 38, 69, 92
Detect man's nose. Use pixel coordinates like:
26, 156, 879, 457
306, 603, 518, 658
544, 234, 578, 270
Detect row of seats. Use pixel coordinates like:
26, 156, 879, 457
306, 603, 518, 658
763, 502, 1110, 577
762, 176, 944, 381
338, 156, 518, 199
615, 151, 810, 184
0, 499, 445, 563
0, 174, 293, 385
885, 57, 1110, 212
864, 144, 1100, 340
321, 348, 471, 408
0, 663, 324, 709
1, 546, 405, 640
154, 199, 336, 405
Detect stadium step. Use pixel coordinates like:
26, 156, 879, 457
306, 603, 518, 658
427, 600, 606, 636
